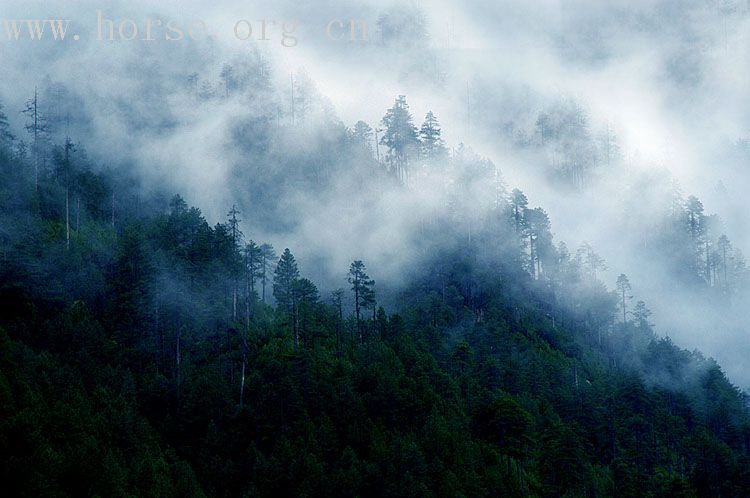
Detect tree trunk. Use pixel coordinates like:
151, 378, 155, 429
293, 301, 299, 351
176, 326, 182, 406
239, 359, 246, 408
529, 234, 535, 279
355, 286, 361, 343
245, 278, 250, 330
232, 285, 237, 322
65, 187, 70, 250
336, 304, 342, 352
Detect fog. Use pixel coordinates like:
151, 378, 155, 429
2, 0, 750, 386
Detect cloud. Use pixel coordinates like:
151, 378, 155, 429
3, 0, 750, 386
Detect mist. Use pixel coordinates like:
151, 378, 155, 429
2, 0, 750, 388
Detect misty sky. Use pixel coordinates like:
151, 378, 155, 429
2, 0, 750, 385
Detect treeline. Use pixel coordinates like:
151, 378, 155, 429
2, 93, 750, 498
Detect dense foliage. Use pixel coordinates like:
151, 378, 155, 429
1, 91, 750, 498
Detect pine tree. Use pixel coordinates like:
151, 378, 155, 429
60, 137, 75, 250
226, 205, 243, 322
717, 235, 731, 289
380, 95, 419, 184
110, 225, 153, 346
220, 64, 234, 98
598, 122, 620, 168
616, 274, 632, 324
577, 242, 607, 280
702, 215, 721, 286
419, 111, 446, 161
493, 166, 508, 211
294, 278, 319, 349
244, 241, 263, 328
510, 189, 528, 235
0, 101, 14, 149
685, 195, 704, 242
22, 87, 48, 189
331, 288, 345, 352
273, 248, 300, 350
348, 260, 375, 343
350, 121, 374, 155
632, 300, 652, 332
260, 243, 276, 303
524, 207, 551, 279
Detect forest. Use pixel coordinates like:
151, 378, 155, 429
1, 64, 750, 498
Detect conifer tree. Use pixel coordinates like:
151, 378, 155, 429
226, 205, 243, 321
380, 95, 419, 184
273, 248, 300, 349
524, 207, 551, 279
294, 277, 319, 348
260, 243, 276, 303
331, 288, 344, 352
577, 242, 607, 280
244, 241, 263, 327
0, 101, 14, 148
633, 300, 652, 332
62, 137, 75, 250
22, 87, 48, 189
348, 260, 375, 342
510, 189, 528, 235
616, 274, 632, 324
351, 121, 374, 155
685, 196, 705, 242
419, 111, 446, 161
717, 235, 731, 288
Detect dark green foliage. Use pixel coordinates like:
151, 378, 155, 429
1, 115, 750, 498
273, 248, 299, 314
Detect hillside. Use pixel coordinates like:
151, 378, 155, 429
1, 105, 749, 497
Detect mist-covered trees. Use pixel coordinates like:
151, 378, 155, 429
22, 87, 48, 188
109, 225, 153, 344
294, 277, 320, 348
510, 188, 528, 235
52, 136, 76, 250
160, 195, 214, 272
380, 95, 419, 183
348, 260, 375, 342
342, 97, 453, 185
686, 195, 704, 242
376, 4, 429, 48
616, 273, 632, 323
273, 248, 301, 349
633, 300, 652, 332
350, 120, 374, 155
244, 240, 263, 326
259, 243, 276, 303
3, 79, 750, 498
0, 102, 14, 148
534, 98, 599, 190
219, 63, 235, 98
273, 248, 299, 311
3, 131, 750, 497
419, 111, 446, 161
226, 205, 243, 321
644, 186, 749, 293
577, 242, 607, 280
717, 235, 731, 287
524, 207, 552, 279
479, 95, 623, 191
